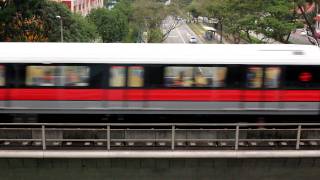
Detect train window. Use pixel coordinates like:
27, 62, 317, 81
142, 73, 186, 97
109, 66, 126, 87
285, 66, 320, 88
264, 67, 281, 88
26, 66, 89, 87
0, 65, 5, 86
247, 67, 263, 88
128, 66, 144, 87
63, 66, 89, 87
194, 67, 210, 87
194, 67, 227, 87
165, 67, 193, 87
26, 66, 58, 86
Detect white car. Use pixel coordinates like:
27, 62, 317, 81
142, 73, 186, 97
189, 36, 197, 43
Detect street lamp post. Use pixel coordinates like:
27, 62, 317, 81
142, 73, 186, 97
56, 15, 63, 42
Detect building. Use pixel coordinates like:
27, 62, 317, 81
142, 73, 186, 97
52, 0, 104, 16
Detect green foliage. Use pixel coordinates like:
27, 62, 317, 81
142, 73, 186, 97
113, 0, 133, 17
94, 0, 185, 43
88, 8, 129, 42
190, 0, 302, 43
255, 1, 299, 43
188, 5, 200, 18
148, 28, 163, 43
70, 14, 98, 42
0, 0, 47, 41
0, 0, 98, 42
123, 23, 140, 42
41, 1, 98, 42
131, 0, 180, 42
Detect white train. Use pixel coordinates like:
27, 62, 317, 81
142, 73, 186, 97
0, 43, 319, 116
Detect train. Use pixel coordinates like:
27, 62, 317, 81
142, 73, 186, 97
0, 43, 320, 122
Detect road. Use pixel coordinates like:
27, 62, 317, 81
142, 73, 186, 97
163, 18, 203, 44
289, 29, 314, 45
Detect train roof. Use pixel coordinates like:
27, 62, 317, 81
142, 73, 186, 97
0, 43, 319, 65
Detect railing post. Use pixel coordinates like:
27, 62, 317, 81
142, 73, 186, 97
41, 125, 46, 150
235, 125, 239, 150
296, 125, 302, 150
171, 125, 175, 150
107, 125, 111, 151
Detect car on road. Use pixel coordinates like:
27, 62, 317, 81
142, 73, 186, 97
189, 36, 197, 43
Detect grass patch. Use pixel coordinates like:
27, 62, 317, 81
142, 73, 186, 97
188, 23, 205, 37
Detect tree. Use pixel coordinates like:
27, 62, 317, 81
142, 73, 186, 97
161, 1, 186, 41
0, 0, 48, 41
0, 0, 98, 42
131, 0, 166, 42
130, 0, 184, 42
254, 0, 301, 43
88, 8, 129, 42
191, 0, 301, 43
295, 0, 320, 44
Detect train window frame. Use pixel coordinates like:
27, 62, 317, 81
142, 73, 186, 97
264, 66, 282, 89
246, 66, 264, 89
20, 63, 101, 89
163, 64, 232, 89
109, 65, 127, 88
164, 66, 194, 87
128, 66, 144, 88
0, 64, 12, 89
0, 64, 6, 87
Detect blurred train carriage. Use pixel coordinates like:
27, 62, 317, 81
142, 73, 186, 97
0, 43, 320, 122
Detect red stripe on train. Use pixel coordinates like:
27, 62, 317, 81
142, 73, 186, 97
2, 89, 320, 102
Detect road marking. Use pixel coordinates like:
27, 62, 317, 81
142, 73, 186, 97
176, 28, 186, 43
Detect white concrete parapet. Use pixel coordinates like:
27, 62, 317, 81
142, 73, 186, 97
0, 150, 320, 159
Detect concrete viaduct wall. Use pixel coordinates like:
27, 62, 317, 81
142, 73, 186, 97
0, 158, 320, 180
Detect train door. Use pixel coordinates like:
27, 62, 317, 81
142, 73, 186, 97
262, 66, 282, 110
243, 66, 282, 110
107, 66, 126, 108
125, 66, 145, 109
243, 66, 264, 110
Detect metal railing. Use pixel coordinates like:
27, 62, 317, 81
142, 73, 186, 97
0, 123, 319, 150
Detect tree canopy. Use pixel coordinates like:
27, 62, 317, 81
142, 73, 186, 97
189, 0, 303, 43
88, 7, 129, 42
0, 0, 98, 42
